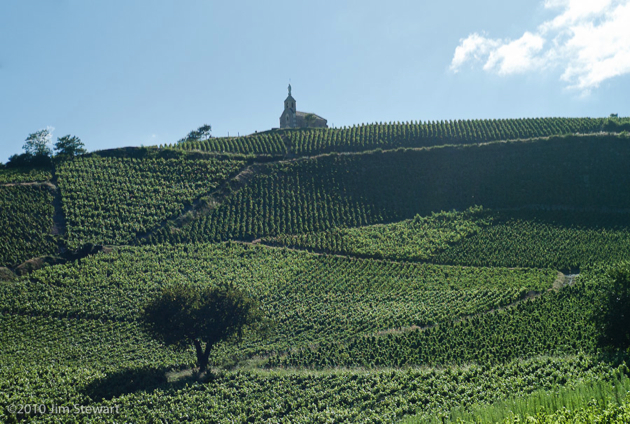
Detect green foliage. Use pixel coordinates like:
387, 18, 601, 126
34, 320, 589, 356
0, 186, 57, 267
432, 210, 630, 270
141, 282, 265, 372
22, 129, 53, 157
176, 124, 212, 145
521, 398, 630, 424
0, 167, 52, 184
54, 135, 87, 158
407, 372, 630, 423
148, 135, 630, 246
6, 152, 52, 168
5, 121, 630, 422
273, 276, 600, 368
593, 262, 630, 350
603, 117, 630, 133
173, 117, 618, 156
267, 208, 630, 270
0, 243, 555, 362
89, 359, 629, 423
264, 206, 490, 260
57, 156, 244, 249
176, 130, 287, 155
1, 346, 624, 423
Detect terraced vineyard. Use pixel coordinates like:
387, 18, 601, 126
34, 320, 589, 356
0, 242, 615, 422
2, 121, 630, 422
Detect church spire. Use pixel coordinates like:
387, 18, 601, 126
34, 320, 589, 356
288, 83, 292, 96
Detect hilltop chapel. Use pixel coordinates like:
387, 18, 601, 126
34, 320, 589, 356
279, 84, 328, 129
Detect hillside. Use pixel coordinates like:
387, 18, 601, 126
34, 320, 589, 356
172, 117, 629, 156
2, 119, 630, 422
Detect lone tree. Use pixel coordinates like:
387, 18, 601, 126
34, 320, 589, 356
7, 128, 54, 167
141, 283, 266, 374
23, 129, 53, 157
54, 135, 87, 158
593, 261, 630, 350
177, 124, 212, 144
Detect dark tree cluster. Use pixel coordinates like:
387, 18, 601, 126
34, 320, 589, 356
6, 129, 86, 168
141, 282, 267, 374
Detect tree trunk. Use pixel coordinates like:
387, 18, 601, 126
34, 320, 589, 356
193, 339, 212, 373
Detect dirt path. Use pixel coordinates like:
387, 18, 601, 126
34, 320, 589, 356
136, 163, 257, 243
376, 293, 543, 337
1, 181, 57, 189
371, 272, 578, 340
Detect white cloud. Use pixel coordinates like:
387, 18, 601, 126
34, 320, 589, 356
451, 0, 630, 93
450, 33, 499, 72
484, 32, 546, 75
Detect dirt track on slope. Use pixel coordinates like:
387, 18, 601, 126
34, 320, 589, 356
1, 181, 57, 189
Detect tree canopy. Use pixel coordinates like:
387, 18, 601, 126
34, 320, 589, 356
54, 135, 87, 158
23, 129, 53, 157
177, 124, 212, 144
141, 282, 266, 373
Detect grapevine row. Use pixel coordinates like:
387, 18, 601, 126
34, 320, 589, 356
272, 276, 601, 369
148, 134, 630, 246
1, 309, 625, 423
0, 186, 57, 267
172, 117, 628, 156
57, 156, 244, 249
0, 243, 556, 359
0, 166, 52, 184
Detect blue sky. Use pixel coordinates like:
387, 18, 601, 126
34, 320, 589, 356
1, 0, 628, 163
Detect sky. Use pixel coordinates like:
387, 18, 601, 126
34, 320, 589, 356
1, 0, 629, 163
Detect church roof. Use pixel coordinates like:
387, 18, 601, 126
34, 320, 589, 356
296, 111, 326, 120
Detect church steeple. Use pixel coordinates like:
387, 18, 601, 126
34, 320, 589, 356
280, 83, 297, 128
284, 84, 296, 112
278, 84, 328, 129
